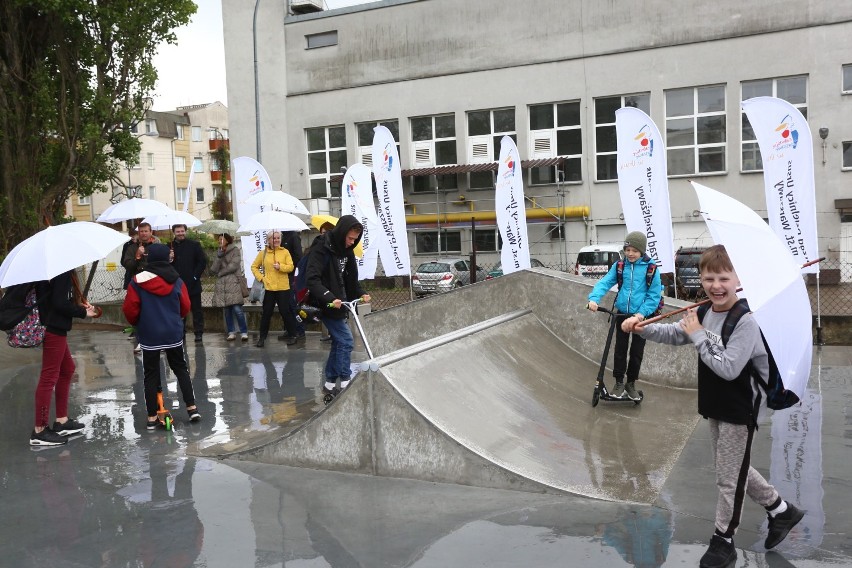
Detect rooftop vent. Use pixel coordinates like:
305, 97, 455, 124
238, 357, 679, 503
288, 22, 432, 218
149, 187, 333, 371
291, 0, 323, 14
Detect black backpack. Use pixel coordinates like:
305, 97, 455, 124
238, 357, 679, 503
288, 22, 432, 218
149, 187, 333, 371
616, 255, 665, 316
0, 283, 40, 331
697, 298, 800, 410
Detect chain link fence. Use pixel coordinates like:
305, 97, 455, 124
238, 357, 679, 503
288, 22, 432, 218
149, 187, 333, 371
78, 251, 852, 316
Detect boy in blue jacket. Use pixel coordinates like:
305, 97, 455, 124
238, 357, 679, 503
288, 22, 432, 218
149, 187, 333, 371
123, 244, 200, 429
587, 231, 662, 400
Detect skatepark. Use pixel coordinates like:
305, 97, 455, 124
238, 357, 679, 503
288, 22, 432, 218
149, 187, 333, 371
1, 268, 849, 567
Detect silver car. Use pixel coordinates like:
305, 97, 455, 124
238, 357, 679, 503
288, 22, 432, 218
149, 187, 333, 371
412, 258, 486, 297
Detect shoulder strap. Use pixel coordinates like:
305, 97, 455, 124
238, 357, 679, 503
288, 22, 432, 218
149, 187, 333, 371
705, 298, 751, 346
616, 260, 625, 289
644, 259, 657, 288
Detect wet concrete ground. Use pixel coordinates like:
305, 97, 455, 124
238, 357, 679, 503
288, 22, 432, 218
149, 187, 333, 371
0, 329, 850, 567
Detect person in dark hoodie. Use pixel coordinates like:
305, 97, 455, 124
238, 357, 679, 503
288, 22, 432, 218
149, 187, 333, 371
30, 270, 100, 447
305, 215, 371, 399
122, 243, 200, 429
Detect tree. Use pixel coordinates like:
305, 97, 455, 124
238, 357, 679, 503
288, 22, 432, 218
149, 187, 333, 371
0, 0, 196, 255
211, 139, 232, 220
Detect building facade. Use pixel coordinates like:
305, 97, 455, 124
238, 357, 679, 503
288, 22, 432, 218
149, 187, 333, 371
223, 0, 852, 272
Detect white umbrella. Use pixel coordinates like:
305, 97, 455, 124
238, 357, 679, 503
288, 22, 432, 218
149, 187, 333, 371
691, 181, 811, 400
141, 210, 202, 231
0, 222, 130, 287
237, 210, 310, 234
96, 198, 171, 223
196, 219, 241, 235
244, 191, 310, 216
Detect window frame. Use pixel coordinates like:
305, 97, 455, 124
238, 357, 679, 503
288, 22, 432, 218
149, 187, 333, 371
467, 107, 516, 190
306, 125, 347, 199
842, 141, 852, 170
594, 93, 651, 182
843, 64, 852, 94
191, 126, 202, 142
528, 100, 583, 185
356, 120, 399, 168
410, 113, 458, 193
664, 85, 727, 177
741, 76, 808, 172
414, 230, 462, 255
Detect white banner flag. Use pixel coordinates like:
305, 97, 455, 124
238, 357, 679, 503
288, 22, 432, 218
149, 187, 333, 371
232, 156, 273, 283
742, 97, 820, 273
372, 126, 410, 276
495, 136, 530, 275
341, 163, 380, 279
183, 168, 195, 213
615, 107, 675, 274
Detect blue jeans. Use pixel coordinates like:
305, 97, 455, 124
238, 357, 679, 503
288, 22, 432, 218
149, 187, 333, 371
223, 304, 248, 334
322, 316, 354, 382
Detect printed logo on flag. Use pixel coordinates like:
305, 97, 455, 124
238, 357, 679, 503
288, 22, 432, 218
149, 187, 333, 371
772, 115, 799, 151
500, 154, 516, 179
632, 126, 654, 158
381, 144, 394, 172
345, 179, 358, 198
248, 172, 265, 195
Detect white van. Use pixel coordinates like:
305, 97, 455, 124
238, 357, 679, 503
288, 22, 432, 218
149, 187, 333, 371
574, 243, 623, 279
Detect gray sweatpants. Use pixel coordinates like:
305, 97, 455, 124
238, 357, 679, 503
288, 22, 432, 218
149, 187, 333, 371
709, 419, 780, 537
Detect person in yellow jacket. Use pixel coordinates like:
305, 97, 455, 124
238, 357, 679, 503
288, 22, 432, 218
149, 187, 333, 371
251, 231, 299, 347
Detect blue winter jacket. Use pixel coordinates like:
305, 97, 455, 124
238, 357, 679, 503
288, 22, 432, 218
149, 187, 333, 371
588, 256, 663, 317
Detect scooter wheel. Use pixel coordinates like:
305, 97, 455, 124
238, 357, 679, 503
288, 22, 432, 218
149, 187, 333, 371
592, 388, 600, 407
165, 415, 172, 431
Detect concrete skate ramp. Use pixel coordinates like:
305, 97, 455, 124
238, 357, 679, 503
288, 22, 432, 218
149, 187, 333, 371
227, 310, 699, 502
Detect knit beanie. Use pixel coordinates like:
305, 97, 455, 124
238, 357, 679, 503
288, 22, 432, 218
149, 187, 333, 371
623, 231, 647, 254
146, 243, 170, 263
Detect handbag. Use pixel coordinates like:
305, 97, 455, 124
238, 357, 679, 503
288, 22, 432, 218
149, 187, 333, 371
7, 287, 46, 348
239, 275, 250, 298
248, 249, 266, 303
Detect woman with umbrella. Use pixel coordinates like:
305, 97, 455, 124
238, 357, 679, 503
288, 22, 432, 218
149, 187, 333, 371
32, 270, 100, 446
210, 233, 249, 341
250, 230, 299, 347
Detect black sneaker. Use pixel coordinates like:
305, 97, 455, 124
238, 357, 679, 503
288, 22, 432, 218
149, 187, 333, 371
765, 503, 805, 549
188, 408, 201, 422
52, 418, 85, 436
700, 535, 736, 568
146, 419, 159, 431
30, 428, 68, 447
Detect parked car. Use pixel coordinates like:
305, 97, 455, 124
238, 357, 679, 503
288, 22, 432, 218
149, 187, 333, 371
574, 244, 623, 279
412, 258, 487, 297
486, 258, 545, 279
669, 247, 707, 300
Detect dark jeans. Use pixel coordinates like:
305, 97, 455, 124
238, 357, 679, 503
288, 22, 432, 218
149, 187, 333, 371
259, 289, 297, 340
186, 288, 204, 336
142, 346, 195, 418
613, 318, 646, 383
322, 315, 354, 382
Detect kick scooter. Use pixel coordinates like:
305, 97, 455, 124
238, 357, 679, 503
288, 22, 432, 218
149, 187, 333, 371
156, 389, 174, 431
591, 305, 643, 407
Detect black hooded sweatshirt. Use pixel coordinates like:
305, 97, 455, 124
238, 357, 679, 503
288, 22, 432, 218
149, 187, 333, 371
305, 215, 365, 320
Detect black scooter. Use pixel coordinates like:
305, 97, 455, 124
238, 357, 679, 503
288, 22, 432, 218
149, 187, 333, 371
591, 305, 644, 407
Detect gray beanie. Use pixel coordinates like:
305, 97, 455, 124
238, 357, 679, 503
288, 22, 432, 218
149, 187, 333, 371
623, 231, 647, 254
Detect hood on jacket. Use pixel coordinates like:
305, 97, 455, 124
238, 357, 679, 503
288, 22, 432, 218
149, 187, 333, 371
133, 270, 181, 296
328, 215, 363, 255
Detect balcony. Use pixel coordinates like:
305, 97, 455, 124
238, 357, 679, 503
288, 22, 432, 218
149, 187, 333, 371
211, 170, 231, 183
208, 138, 229, 151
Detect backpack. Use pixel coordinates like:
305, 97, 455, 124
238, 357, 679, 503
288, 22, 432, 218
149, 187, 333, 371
697, 298, 800, 411
293, 244, 332, 317
616, 255, 664, 316
0, 283, 46, 348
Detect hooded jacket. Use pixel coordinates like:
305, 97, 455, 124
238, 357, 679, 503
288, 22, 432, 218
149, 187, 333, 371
122, 260, 190, 350
588, 255, 662, 317
305, 215, 365, 320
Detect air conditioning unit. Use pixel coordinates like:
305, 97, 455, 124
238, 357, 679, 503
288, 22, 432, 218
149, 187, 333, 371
290, 0, 323, 14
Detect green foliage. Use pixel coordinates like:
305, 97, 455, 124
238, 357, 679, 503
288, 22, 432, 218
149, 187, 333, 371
0, 0, 196, 254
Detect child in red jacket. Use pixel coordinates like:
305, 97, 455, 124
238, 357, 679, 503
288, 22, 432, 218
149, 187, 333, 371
123, 244, 200, 429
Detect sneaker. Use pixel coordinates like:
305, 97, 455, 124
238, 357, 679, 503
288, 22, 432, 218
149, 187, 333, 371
146, 419, 158, 431
52, 418, 85, 436
194, 334, 203, 343
765, 503, 805, 549
30, 428, 68, 447
624, 382, 640, 400
699, 535, 737, 568
277, 333, 294, 341
226, 333, 236, 341
610, 382, 625, 398
188, 408, 201, 422
134, 343, 142, 353
241, 334, 249, 341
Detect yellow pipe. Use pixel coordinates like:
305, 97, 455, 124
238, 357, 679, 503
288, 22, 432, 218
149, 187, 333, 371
405, 205, 589, 224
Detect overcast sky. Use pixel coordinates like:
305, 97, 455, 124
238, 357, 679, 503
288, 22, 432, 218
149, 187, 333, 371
151, 0, 373, 111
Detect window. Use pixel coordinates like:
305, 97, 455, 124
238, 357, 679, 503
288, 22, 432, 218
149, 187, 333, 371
306, 30, 338, 49
222, 129, 229, 139
306, 126, 347, 199
473, 228, 500, 252
411, 114, 458, 192
356, 120, 399, 167
529, 101, 582, 184
467, 108, 516, 189
741, 76, 808, 171
196, 187, 205, 202
147, 152, 155, 169
843, 64, 852, 93
191, 126, 202, 142
193, 157, 204, 173
176, 124, 184, 140
148, 186, 157, 200
210, 157, 221, 171
665, 85, 726, 176
177, 187, 187, 204
129, 153, 142, 169
843, 141, 852, 169
174, 156, 186, 172
77, 194, 91, 206
130, 186, 143, 198
414, 230, 461, 254
145, 119, 157, 134
595, 93, 650, 181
